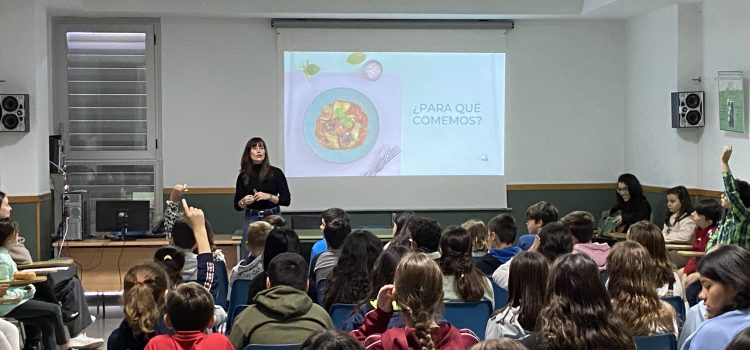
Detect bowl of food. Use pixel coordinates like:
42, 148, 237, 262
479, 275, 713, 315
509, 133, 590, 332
303, 87, 380, 163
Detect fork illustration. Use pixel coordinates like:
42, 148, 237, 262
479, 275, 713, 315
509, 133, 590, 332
365, 145, 401, 176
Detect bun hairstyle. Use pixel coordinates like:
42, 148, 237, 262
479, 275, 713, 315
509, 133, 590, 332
394, 253, 443, 350
153, 246, 186, 286
122, 263, 170, 336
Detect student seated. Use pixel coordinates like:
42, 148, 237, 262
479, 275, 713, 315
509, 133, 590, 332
323, 230, 382, 310
523, 253, 634, 349
493, 222, 573, 289
662, 186, 697, 244
681, 245, 750, 350
229, 253, 333, 348
516, 201, 559, 251
475, 214, 521, 276
244, 227, 301, 305
628, 221, 684, 298
309, 208, 350, 262
707, 146, 750, 251
408, 217, 443, 260
300, 330, 364, 350
562, 211, 610, 271
0, 220, 70, 350
679, 199, 721, 289
350, 252, 480, 349
485, 251, 548, 340
145, 283, 233, 350
610, 173, 652, 232
462, 219, 489, 258
312, 218, 352, 286
386, 211, 416, 250
439, 226, 494, 308
228, 221, 273, 299
607, 241, 678, 336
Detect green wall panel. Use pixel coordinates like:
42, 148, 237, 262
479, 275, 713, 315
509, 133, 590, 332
9, 203, 38, 261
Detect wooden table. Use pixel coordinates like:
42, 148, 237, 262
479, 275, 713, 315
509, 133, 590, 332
676, 250, 705, 258
665, 244, 693, 251
57, 235, 239, 292
604, 232, 628, 240
8, 276, 47, 286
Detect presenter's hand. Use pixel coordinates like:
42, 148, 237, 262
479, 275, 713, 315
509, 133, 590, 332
253, 192, 272, 201
376, 284, 395, 313
181, 199, 205, 230
170, 184, 188, 202
240, 195, 255, 207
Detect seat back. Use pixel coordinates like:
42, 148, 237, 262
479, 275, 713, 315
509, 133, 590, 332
329, 303, 356, 330
634, 333, 677, 350
443, 300, 492, 340
661, 296, 686, 322
315, 279, 327, 306
213, 260, 229, 309
491, 282, 509, 310
226, 279, 253, 334
226, 304, 250, 335
244, 344, 301, 350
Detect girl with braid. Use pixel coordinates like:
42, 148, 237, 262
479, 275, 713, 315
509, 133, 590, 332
438, 226, 494, 308
351, 252, 479, 349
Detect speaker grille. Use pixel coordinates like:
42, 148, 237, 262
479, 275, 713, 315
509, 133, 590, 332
1, 96, 18, 111
685, 93, 701, 109
1, 114, 19, 129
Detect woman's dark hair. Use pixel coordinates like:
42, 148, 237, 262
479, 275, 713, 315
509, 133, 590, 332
323, 230, 382, 309
438, 226, 488, 302
390, 211, 415, 248
153, 246, 186, 287
697, 245, 750, 316
695, 199, 723, 226
240, 137, 272, 185
495, 251, 548, 331
300, 330, 364, 350
616, 173, 645, 204
727, 326, 750, 350
537, 222, 573, 262
628, 221, 674, 287
262, 227, 301, 271
664, 186, 694, 226
538, 253, 634, 350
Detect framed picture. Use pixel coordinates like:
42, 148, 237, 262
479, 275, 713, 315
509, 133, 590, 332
718, 71, 744, 133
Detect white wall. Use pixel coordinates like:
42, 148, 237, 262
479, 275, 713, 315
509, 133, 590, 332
160, 17, 277, 187
505, 19, 626, 184
0, 0, 50, 196
625, 5, 701, 188
698, 0, 750, 190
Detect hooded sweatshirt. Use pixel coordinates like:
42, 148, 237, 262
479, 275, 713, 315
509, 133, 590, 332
228, 285, 333, 349
351, 308, 479, 350
573, 242, 610, 271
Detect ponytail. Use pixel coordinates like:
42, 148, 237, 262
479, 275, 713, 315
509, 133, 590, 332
122, 263, 169, 336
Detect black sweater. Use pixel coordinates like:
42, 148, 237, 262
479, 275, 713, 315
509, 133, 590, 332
233, 165, 291, 211
609, 197, 652, 232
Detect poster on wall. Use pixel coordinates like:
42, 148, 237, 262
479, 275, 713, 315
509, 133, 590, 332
718, 71, 744, 133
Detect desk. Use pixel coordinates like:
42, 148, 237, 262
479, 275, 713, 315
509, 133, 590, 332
604, 232, 628, 240
231, 228, 393, 243
677, 250, 705, 258
665, 244, 693, 251
58, 235, 239, 292
9, 276, 47, 286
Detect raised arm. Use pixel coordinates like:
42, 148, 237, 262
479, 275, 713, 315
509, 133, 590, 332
164, 184, 188, 236
182, 199, 214, 290
721, 145, 732, 174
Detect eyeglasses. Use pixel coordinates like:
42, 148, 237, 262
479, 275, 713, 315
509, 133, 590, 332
616, 187, 629, 193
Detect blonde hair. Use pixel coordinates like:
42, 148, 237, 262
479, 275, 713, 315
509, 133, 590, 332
462, 219, 489, 252
394, 253, 443, 350
247, 220, 273, 249
122, 263, 169, 336
607, 241, 676, 335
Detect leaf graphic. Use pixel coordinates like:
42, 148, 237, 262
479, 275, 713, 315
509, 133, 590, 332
347, 52, 366, 65
304, 63, 320, 77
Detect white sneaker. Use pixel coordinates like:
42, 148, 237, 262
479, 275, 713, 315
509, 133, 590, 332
69, 333, 104, 349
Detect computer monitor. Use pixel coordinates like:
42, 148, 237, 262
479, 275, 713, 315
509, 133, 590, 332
95, 200, 151, 236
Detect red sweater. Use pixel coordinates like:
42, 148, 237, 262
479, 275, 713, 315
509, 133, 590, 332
351, 308, 479, 350
144, 331, 234, 350
684, 225, 717, 275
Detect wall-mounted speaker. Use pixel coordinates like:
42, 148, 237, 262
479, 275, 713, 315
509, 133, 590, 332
671, 91, 704, 128
0, 94, 30, 132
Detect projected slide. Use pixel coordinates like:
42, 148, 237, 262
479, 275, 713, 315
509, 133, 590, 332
284, 52, 505, 177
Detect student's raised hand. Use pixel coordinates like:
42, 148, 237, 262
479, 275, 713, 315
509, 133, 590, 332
181, 199, 205, 230
722, 146, 733, 164
376, 284, 395, 313
169, 184, 188, 202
